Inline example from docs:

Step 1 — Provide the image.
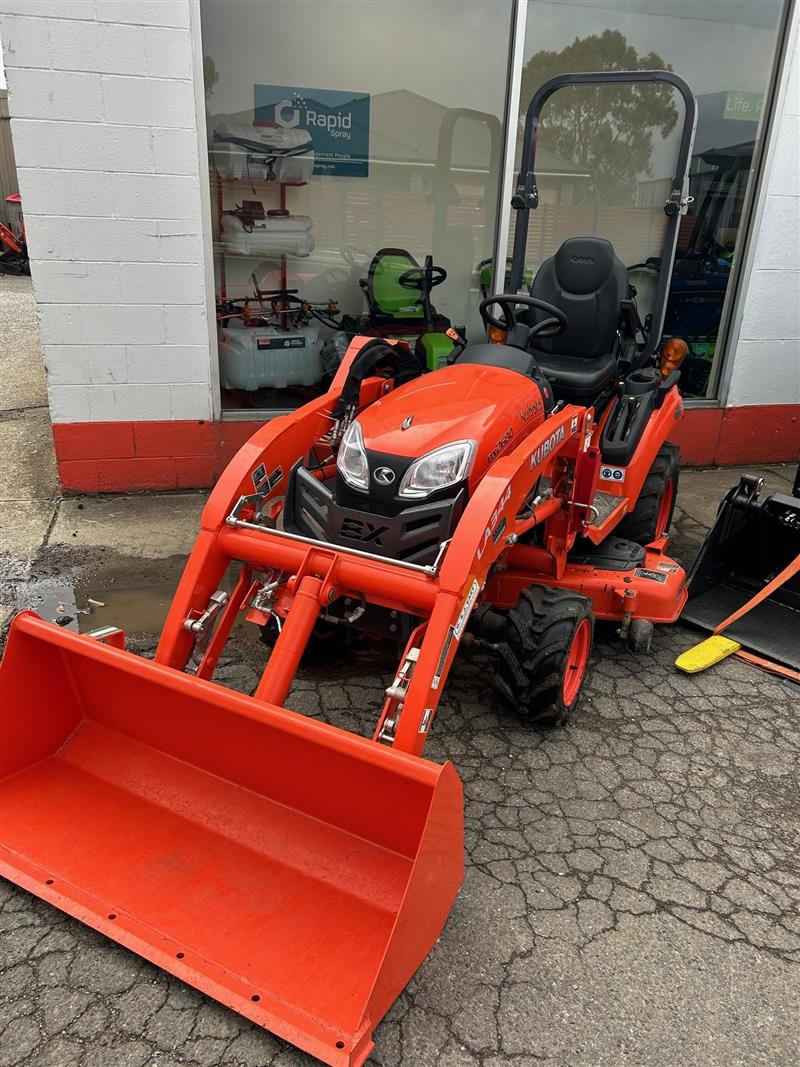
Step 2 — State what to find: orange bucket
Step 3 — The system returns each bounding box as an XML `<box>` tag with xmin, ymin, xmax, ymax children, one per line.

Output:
<box><xmin>0</xmin><ymin>613</ymin><xmax>463</xmax><ymax>1066</ymax></box>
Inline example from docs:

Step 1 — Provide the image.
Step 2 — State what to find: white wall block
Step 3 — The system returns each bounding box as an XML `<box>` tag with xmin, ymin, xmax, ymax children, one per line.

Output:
<box><xmin>151</xmin><ymin>127</ymin><xmax>198</xmax><ymax>175</ymax></box>
<box><xmin>164</xmin><ymin>305</ymin><xmax>210</xmax><ymax>347</ymax></box>
<box><xmin>0</xmin><ymin>1</ymin><xmax>96</xmax><ymax>19</ymax></box>
<box><xmin>23</xmin><ymin>215</ymin><xmax>74</xmax><ymax>259</ymax></box>
<box><xmin>39</xmin><ymin>304</ymin><xmax>167</xmax><ymax>347</ymax></box>
<box><xmin>58</xmin><ymin>122</ymin><xmax>154</xmax><ymax>173</ymax></box>
<box><xmin>0</xmin><ymin>13</ymin><xmax>52</xmax><ymax>67</ymax></box>
<box><xmin>32</xmin><ymin>261</ymin><xmax>122</xmax><ymax>304</ymax></box>
<box><xmin>6</xmin><ymin>67</ymin><xmax>104</xmax><ymax>121</ymax></box>
<box><xmin>66</xmin><ymin>218</ymin><xmax>165</xmax><ymax>263</ymax></box>
<box><xmin>47</xmin><ymin>384</ymin><xmax>92</xmax><ymax>423</ymax></box>
<box><xmin>126</xmin><ymin>344</ymin><xmax>208</xmax><ymax>384</ymax></box>
<box><xmin>767</xmin><ymin>113</ymin><xmax>800</xmax><ymax>198</ymax></box>
<box><xmin>17</xmin><ymin>167</ymin><xmax>115</xmax><ymax>216</ymax></box>
<box><xmin>119</xmin><ymin>262</ymin><xmax>205</xmax><ymax>304</ymax></box>
<box><xmin>36</xmin><ymin>303</ymin><xmax>81</xmax><ymax>347</ymax></box>
<box><xmin>145</xmin><ymin>26</ymin><xmax>192</xmax><ymax>79</ymax></box>
<box><xmin>738</xmin><ymin>269</ymin><xmax>800</xmax><ymax>341</ymax></box>
<box><xmin>727</xmin><ymin>340</ymin><xmax>800</xmax><ymax>407</ymax></box>
<box><xmin>45</xmin><ymin>346</ymin><xmax>129</xmax><ymax>386</ymax></box>
<box><xmin>96</xmin><ymin>1</ymin><xmax>190</xmax><ymax>30</ymax></box>
<box><xmin>154</xmin><ymin>221</ymin><xmax>203</xmax><ymax>263</ymax></box>
<box><xmin>88</xmin><ymin>383</ymin><xmax>173</xmax><ymax>422</ymax></box>
<box><xmin>754</xmin><ymin>196</ymin><xmax>800</xmax><ymax>271</ymax></box>
<box><xmin>48</xmin><ymin>17</ymin><xmax>147</xmax><ymax>75</ymax></box>
<box><xmin>14</xmin><ymin>121</ymin><xmax>154</xmax><ymax>173</ymax></box>
<box><xmin>83</xmin><ymin>305</ymin><xmax>169</xmax><ymax>346</ymax></box>
<box><xmin>111</xmin><ymin>172</ymin><xmax>199</xmax><ymax>219</ymax></box>
<box><xmin>102</xmin><ymin>74</ymin><xmax>195</xmax><ymax>127</ymax></box>
<box><xmin>786</xmin><ymin>47</ymin><xmax>799</xmax><ymax>117</ymax></box>
<box><xmin>7</xmin><ymin>120</ymin><xmax>63</xmax><ymax>169</ymax></box>
<box><xmin>170</xmin><ymin>383</ymin><xmax>211</xmax><ymax>419</ymax></box>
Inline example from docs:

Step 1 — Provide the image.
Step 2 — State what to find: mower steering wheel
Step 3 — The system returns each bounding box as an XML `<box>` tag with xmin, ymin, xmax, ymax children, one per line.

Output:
<box><xmin>479</xmin><ymin>293</ymin><xmax>568</xmax><ymax>342</ymax></box>
<box><xmin>399</xmin><ymin>255</ymin><xmax>447</xmax><ymax>293</ymax></box>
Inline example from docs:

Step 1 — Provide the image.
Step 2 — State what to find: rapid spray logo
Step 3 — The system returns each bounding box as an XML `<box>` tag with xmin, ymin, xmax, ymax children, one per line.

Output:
<box><xmin>255</xmin><ymin>83</ymin><xmax>370</xmax><ymax>177</ymax></box>
<box><xmin>274</xmin><ymin>94</ymin><xmax>354</xmax><ymax>138</ymax></box>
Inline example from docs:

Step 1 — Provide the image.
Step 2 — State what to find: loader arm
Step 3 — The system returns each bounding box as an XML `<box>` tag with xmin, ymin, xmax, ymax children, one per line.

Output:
<box><xmin>155</xmin><ymin>381</ymin><xmax>588</xmax><ymax>758</ymax></box>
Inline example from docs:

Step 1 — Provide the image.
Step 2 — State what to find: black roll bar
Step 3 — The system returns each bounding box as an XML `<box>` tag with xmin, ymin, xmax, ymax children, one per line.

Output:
<box><xmin>508</xmin><ymin>70</ymin><xmax>698</xmax><ymax>357</ymax></box>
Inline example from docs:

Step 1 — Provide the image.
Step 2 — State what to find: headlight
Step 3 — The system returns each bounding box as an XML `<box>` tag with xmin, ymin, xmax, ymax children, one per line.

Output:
<box><xmin>398</xmin><ymin>440</ymin><xmax>476</xmax><ymax>499</ymax></box>
<box><xmin>336</xmin><ymin>419</ymin><xmax>369</xmax><ymax>490</ymax></box>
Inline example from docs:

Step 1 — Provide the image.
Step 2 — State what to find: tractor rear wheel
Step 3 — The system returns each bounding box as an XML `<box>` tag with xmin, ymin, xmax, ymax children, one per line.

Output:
<box><xmin>615</xmin><ymin>443</ymin><xmax>680</xmax><ymax>546</ymax></box>
<box><xmin>477</xmin><ymin>586</ymin><xmax>594</xmax><ymax>729</ymax></box>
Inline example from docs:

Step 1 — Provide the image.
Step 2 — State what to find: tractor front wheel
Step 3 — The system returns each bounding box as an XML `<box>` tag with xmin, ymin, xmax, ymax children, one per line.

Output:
<box><xmin>477</xmin><ymin>586</ymin><xmax>594</xmax><ymax>729</ymax></box>
<box><xmin>616</xmin><ymin>443</ymin><xmax>680</xmax><ymax>545</ymax></box>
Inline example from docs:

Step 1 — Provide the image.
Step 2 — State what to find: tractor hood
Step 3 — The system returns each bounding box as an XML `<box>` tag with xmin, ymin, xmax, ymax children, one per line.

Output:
<box><xmin>357</xmin><ymin>363</ymin><xmax>546</xmax><ymax>474</ymax></box>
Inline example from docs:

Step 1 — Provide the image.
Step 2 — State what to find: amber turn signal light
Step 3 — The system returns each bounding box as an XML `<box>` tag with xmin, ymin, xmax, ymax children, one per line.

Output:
<box><xmin>660</xmin><ymin>338</ymin><xmax>688</xmax><ymax>378</ymax></box>
<box><xmin>488</xmin><ymin>326</ymin><xmax>507</xmax><ymax>344</ymax></box>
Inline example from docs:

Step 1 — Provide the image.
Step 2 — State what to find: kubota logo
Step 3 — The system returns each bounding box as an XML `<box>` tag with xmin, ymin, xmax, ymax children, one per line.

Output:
<box><xmin>530</xmin><ymin>426</ymin><xmax>565</xmax><ymax>470</ymax></box>
<box><xmin>373</xmin><ymin>466</ymin><xmax>395</xmax><ymax>485</ymax></box>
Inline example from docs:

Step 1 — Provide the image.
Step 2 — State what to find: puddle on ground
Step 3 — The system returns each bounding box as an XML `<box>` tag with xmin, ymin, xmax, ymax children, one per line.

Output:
<box><xmin>7</xmin><ymin>573</ymin><xmax>395</xmax><ymax>679</ymax></box>
<box><xmin>13</xmin><ymin>579</ymin><xmax>80</xmax><ymax>631</ymax></box>
<box><xmin>75</xmin><ymin>581</ymin><xmax>179</xmax><ymax>635</ymax></box>
<box><xmin>10</xmin><ymin>577</ymin><xmax>190</xmax><ymax>636</ymax></box>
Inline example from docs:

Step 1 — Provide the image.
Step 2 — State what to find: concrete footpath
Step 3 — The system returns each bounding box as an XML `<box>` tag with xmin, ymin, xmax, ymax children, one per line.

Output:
<box><xmin>1</xmin><ymin>275</ymin><xmax>799</xmax><ymax>1067</ymax></box>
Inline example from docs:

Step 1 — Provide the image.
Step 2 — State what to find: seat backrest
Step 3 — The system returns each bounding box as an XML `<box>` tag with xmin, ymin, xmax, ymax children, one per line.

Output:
<box><xmin>363</xmin><ymin>247</ymin><xmax>424</xmax><ymax>320</ymax></box>
<box><xmin>530</xmin><ymin>237</ymin><xmax>628</xmax><ymax>359</ymax></box>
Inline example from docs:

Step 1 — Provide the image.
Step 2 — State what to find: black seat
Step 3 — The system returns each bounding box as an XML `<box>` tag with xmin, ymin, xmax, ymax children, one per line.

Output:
<box><xmin>528</xmin><ymin>237</ymin><xmax>628</xmax><ymax>405</ymax></box>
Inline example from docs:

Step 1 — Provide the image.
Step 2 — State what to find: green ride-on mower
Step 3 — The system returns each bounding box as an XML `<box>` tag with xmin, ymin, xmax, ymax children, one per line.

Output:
<box><xmin>357</xmin><ymin>246</ymin><xmax>462</xmax><ymax>370</ymax></box>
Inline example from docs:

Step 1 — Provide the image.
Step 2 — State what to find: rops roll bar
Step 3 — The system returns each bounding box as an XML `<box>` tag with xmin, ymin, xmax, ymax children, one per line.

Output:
<box><xmin>508</xmin><ymin>70</ymin><xmax>698</xmax><ymax>358</ymax></box>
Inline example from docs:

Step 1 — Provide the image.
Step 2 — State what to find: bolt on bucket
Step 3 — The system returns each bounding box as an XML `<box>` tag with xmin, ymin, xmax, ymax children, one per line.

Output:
<box><xmin>0</xmin><ymin>613</ymin><xmax>464</xmax><ymax>1067</ymax></box>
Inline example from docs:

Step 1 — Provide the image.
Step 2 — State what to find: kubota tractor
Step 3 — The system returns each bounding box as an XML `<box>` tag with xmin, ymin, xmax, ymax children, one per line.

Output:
<box><xmin>0</xmin><ymin>71</ymin><xmax>697</xmax><ymax>1067</ymax></box>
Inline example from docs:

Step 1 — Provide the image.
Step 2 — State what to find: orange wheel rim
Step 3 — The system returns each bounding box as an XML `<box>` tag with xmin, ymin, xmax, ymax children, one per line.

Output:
<box><xmin>655</xmin><ymin>477</ymin><xmax>675</xmax><ymax>538</ymax></box>
<box><xmin>562</xmin><ymin>618</ymin><xmax>591</xmax><ymax>705</ymax></box>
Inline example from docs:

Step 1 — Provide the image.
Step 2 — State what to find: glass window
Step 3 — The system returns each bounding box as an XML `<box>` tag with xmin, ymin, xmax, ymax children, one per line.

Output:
<box><xmin>199</xmin><ymin>0</ymin><xmax>513</xmax><ymax>413</ymax></box>
<box><xmin>510</xmin><ymin>0</ymin><xmax>786</xmax><ymax>399</ymax></box>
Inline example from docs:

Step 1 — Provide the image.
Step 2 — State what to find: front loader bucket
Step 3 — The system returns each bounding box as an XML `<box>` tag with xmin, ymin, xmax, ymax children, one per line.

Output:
<box><xmin>0</xmin><ymin>613</ymin><xmax>463</xmax><ymax>1067</ymax></box>
<box><xmin>681</xmin><ymin>469</ymin><xmax>800</xmax><ymax>671</ymax></box>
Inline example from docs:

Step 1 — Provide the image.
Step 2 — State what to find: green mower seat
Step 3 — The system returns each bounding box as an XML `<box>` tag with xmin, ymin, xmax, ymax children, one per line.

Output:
<box><xmin>360</xmin><ymin>248</ymin><xmax>450</xmax><ymax>330</ymax></box>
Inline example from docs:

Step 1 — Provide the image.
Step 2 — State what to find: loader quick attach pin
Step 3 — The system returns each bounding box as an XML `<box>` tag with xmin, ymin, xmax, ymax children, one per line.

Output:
<box><xmin>379</xmin><ymin>647</ymin><xmax>421</xmax><ymax>743</ymax></box>
<box><xmin>184</xmin><ymin>590</ymin><xmax>228</xmax><ymax>674</ymax></box>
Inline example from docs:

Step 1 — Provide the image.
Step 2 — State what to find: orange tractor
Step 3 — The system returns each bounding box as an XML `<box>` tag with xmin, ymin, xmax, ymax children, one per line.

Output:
<box><xmin>0</xmin><ymin>72</ymin><xmax>697</xmax><ymax>1065</ymax></box>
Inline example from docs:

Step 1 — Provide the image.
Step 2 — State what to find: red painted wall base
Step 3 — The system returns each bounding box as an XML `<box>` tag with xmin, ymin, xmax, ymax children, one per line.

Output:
<box><xmin>53</xmin><ymin>404</ymin><xmax>799</xmax><ymax>494</ymax></box>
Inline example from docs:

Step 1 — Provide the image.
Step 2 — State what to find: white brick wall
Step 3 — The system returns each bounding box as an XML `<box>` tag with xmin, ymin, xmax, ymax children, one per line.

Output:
<box><xmin>0</xmin><ymin>0</ymin><xmax>212</xmax><ymax>424</ymax></box>
<box><xmin>727</xmin><ymin>27</ymin><xmax>800</xmax><ymax>409</ymax></box>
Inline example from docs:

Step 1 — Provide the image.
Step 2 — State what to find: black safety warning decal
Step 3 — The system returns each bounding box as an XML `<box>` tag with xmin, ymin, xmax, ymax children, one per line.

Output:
<box><xmin>635</xmin><ymin>567</ymin><xmax>667</xmax><ymax>583</ymax></box>
<box><xmin>252</xmin><ymin>464</ymin><xmax>283</xmax><ymax>493</ymax></box>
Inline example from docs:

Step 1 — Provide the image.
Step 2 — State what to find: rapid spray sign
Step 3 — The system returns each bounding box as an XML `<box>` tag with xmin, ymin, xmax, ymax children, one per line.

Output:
<box><xmin>254</xmin><ymin>84</ymin><xmax>370</xmax><ymax>177</ymax></box>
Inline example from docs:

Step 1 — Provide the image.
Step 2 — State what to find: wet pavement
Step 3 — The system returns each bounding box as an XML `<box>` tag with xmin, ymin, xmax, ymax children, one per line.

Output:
<box><xmin>1</xmin><ymin>275</ymin><xmax>799</xmax><ymax>1066</ymax></box>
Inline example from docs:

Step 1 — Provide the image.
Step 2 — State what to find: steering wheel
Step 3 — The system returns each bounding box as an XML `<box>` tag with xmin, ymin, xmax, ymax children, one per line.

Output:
<box><xmin>399</xmin><ymin>255</ymin><xmax>447</xmax><ymax>294</ymax></box>
<box><xmin>479</xmin><ymin>293</ymin><xmax>568</xmax><ymax>342</ymax></box>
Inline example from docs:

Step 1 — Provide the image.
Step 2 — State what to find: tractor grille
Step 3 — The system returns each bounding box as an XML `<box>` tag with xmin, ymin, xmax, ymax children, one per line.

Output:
<box><xmin>336</xmin><ymin>484</ymin><xmax>404</xmax><ymax>518</ymax></box>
